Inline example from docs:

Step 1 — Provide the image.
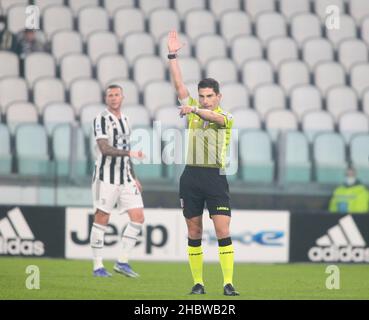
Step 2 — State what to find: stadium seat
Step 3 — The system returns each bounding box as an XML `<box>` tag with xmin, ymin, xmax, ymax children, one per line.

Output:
<box><xmin>80</xmin><ymin>104</ymin><xmax>105</xmax><ymax>136</ymax></box>
<box><xmin>103</xmin><ymin>0</ymin><xmax>135</xmax><ymax>18</ymax></box>
<box><xmin>302</xmin><ymin>110</ymin><xmax>335</xmax><ymax>142</ymax></box>
<box><xmin>254</xmin><ymin>84</ymin><xmax>286</xmax><ymax>120</ymax></box>
<box><xmin>185</xmin><ymin>81</ymin><xmax>200</xmax><ymax>99</ymax></box>
<box><xmin>138</xmin><ymin>0</ymin><xmax>170</xmax><ymax>16</ymax></box>
<box><xmin>149</xmin><ymin>9</ymin><xmax>180</xmax><ymax>41</ymax></box>
<box><xmin>361</xmin><ymin>16</ymin><xmax>369</xmax><ymax>46</ymax></box>
<box><xmin>169</xmin><ymin>57</ymin><xmax>201</xmax><ymax>83</ymax></box>
<box><xmin>114</xmin><ymin>8</ymin><xmax>145</xmax><ymax>39</ymax></box>
<box><xmin>278</xmin><ymin>60</ymin><xmax>310</xmax><ymax>93</ymax></box>
<box><xmin>350</xmin><ymin>133</ymin><xmax>369</xmax><ymax>183</ymax></box>
<box><xmin>0</xmin><ymin>51</ymin><xmax>19</xmax><ymax>78</ymax></box>
<box><xmin>87</xmin><ymin>32</ymin><xmax>119</xmax><ymax>66</ymax></box>
<box><xmin>243</xmin><ymin>0</ymin><xmax>276</xmax><ymax>21</ymax></box>
<box><xmin>313</xmin><ymin>132</ymin><xmax>347</xmax><ymax>184</ymax></box>
<box><xmin>326</xmin><ymin>15</ymin><xmax>357</xmax><ymax>49</ymax></box>
<box><xmin>231</xmin><ymin>108</ymin><xmax>261</xmax><ymax>131</ymax></box>
<box><xmin>52</xmin><ymin>124</ymin><xmax>87</xmax><ymax>177</ymax></box>
<box><xmin>267</xmin><ymin>37</ymin><xmax>298</xmax><ymax>69</ymax></box>
<box><xmin>6</xmin><ymin>102</ymin><xmax>38</xmax><ymax>134</ymax></box>
<box><xmin>78</xmin><ymin>6</ymin><xmax>109</xmax><ymax>41</ymax></box>
<box><xmin>25</xmin><ymin>53</ymin><xmax>56</xmax><ymax>88</ymax></box>
<box><xmin>173</xmin><ymin>0</ymin><xmax>206</xmax><ymax>19</ymax></box>
<box><xmin>123</xmin><ymin>104</ymin><xmax>151</xmax><ymax>128</ymax></box>
<box><xmin>43</xmin><ymin>103</ymin><xmax>75</xmax><ymax>135</ymax></box>
<box><xmin>280</xmin><ymin>0</ymin><xmax>310</xmax><ymax>22</ymax></box>
<box><xmin>338</xmin><ymin>111</ymin><xmax>369</xmax><ymax>144</ymax></box>
<box><xmin>326</xmin><ymin>86</ymin><xmax>358</xmax><ymax>122</ymax></box>
<box><xmin>184</xmin><ymin>9</ymin><xmax>216</xmax><ymax>42</ymax></box>
<box><xmin>221</xmin><ymin>83</ymin><xmax>250</xmax><ymax>110</ymax></box>
<box><xmin>242</xmin><ymin>59</ymin><xmax>274</xmax><ymax>93</ymax></box>
<box><xmin>338</xmin><ymin>39</ymin><xmax>368</xmax><ymax>72</ymax></box>
<box><xmin>283</xmin><ymin>130</ymin><xmax>311</xmax><ymax>183</ymax></box>
<box><xmin>51</xmin><ymin>31</ymin><xmax>83</xmax><ymax>63</ymax></box>
<box><xmin>256</xmin><ymin>12</ymin><xmax>287</xmax><ymax>45</ymax></box>
<box><xmin>43</xmin><ymin>6</ymin><xmax>74</xmax><ymax>40</ymax></box>
<box><xmin>15</xmin><ymin>124</ymin><xmax>51</xmax><ymax>176</ymax></box>
<box><xmin>96</xmin><ymin>55</ymin><xmax>129</xmax><ymax>89</ymax></box>
<box><xmin>158</xmin><ymin>33</ymin><xmax>192</xmax><ymax>62</ymax></box>
<box><xmin>33</xmin><ymin>77</ymin><xmax>65</xmax><ymax>114</ymax></box>
<box><xmin>155</xmin><ymin>106</ymin><xmax>186</xmax><ymax>128</ymax></box>
<box><xmin>143</xmin><ymin>81</ymin><xmax>176</xmax><ymax>115</ymax></box>
<box><xmin>69</xmin><ymin>0</ymin><xmax>99</xmax><ymax>16</ymax></box>
<box><xmin>350</xmin><ymin>63</ymin><xmax>369</xmax><ymax>96</ymax></box>
<box><xmin>231</xmin><ymin>36</ymin><xmax>263</xmax><ymax>68</ymax></box>
<box><xmin>291</xmin><ymin>13</ymin><xmax>322</xmax><ymax>47</ymax></box>
<box><xmin>133</xmin><ymin>56</ymin><xmax>166</xmax><ymax>90</ymax></box>
<box><xmin>60</xmin><ymin>54</ymin><xmax>92</xmax><ymax>89</ymax></box>
<box><xmin>314</xmin><ymin>62</ymin><xmax>346</xmax><ymax>95</ymax></box>
<box><xmin>0</xmin><ymin>77</ymin><xmax>28</xmax><ymax>114</ymax></box>
<box><xmin>265</xmin><ymin>109</ymin><xmax>298</xmax><ymax>142</ymax></box>
<box><xmin>0</xmin><ymin>124</ymin><xmax>12</xmax><ymax>174</ymax></box>
<box><xmin>302</xmin><ymin>37</ymin><xmax>334</xmax><ymax>70</ymax></box>
<box><xmin>69</xmin><ymin>79</ymin><xmax>102</xmax><ymax>115</ymax></box>
<box><xmin>123</xmin><ymin>32</ymin><xmax>155</xmax><ymax>64</ymax></box>
<box><xmin>313</xmin><ymin>0</ymin><xmax>344</xmax><ymax>21</ymax></box>
<box><xmin>209</xmin><ymin>0</ymin><xmax>240</xmax><ymax>18</ymax></box>
<box><xmin>195</xmin><ymin>35</ymin><xmax>227</xmax><ymax>66</ymax></box>
<box><xmin>34</xmin><ymin>0</ymin><xmax>64</xmax><ymax>13</ymax></box>
<box><xmin>220</xmin><ymin>11</ymin><xmax>252</xmax><ymax>44</ymax></box>
<box><xmin>0</xmin><ymin>0</ymin><xmax>28</xmax><ymax>14</ymax></box>
<box><xmin>7</xmin><ymin>5</ymin><xmax>27</xmax><ymax>34</ymax></box>
<box><xmin>349</xmin><ymin>0</ymin><xmax>369</xmax><ymax>25</ymax></box>
<box><xmin>362</xmin><ymin>88</ymin><xmax>369</xmax><ymax>116</ymax></box>
<box><xmin>105</xmin><ymin>79</ymin><xmax>139</xmax><ymax>105</ymax></box>
<box><xmin>205</xmin><ymin>58</ymin><xmax>238</xmax><ymax>84</ymax></box>
<box><xmin>240</xmin><ymin>130</ymin><xmax>274</xmax><ymax>183</ymax></box>
<box><xmin>290</xmin><ymin>85</ymin><xmax>322</xmax><ymax>121</ymax></box>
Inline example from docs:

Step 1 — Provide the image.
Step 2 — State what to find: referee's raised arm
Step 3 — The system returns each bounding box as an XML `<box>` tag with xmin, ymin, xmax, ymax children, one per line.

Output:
<box><xmin>167</xmin><ymin>30</ymin><xmax>189</xmax><ymax>100</ymax></box>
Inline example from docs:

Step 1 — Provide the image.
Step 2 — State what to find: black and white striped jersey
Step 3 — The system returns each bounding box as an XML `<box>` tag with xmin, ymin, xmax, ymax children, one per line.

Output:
<box><xmin>93</xmin><ymin>109</ymin><xmax>134</xmax><ymax>185</ymax></box>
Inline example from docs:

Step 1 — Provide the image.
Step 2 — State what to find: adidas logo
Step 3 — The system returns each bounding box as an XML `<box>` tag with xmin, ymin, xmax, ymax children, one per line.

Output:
<box><xmin>0</xmin><ymin>207</ymin><xmax>44</xmax><ymax>256</ymax></box>
<box><xmin>308</xmin><ymin>215</ymin><xmax>369</xmax><ymax>262</ymax></box>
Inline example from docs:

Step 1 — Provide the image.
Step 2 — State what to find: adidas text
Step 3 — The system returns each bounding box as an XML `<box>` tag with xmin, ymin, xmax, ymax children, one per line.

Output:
<box><xmin>308</xmin><ymin>246</ymin><xmax>369</xmax><ymax>262</ymax></box>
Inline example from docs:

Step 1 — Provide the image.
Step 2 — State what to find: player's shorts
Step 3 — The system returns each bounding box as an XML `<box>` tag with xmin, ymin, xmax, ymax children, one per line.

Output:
<box><xmin>92</xmin><ymin>178</ymin><xmax>144</xmax><ymax>214</ymax></box>
<box><xmin>179</xmin><ymin>165</ymin><xmax>231</xmax><ymax>219</ymax></box>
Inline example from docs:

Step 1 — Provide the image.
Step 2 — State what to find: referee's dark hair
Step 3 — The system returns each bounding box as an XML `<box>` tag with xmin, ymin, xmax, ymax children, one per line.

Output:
<box><xmin>105</xmin><ymin>84</ymin><xmax>123</xmax><ymax>96</ymax></box>
<box><xmin>198</xmin><ymin>78</ymin><xmax>220</xmax><ymax>94</ymax></box>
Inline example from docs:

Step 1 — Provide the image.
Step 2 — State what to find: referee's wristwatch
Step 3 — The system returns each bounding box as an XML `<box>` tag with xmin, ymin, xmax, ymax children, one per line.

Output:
<box><xmin>168</xmin><ymin>53</ymin><xmax>177</xmax><ymax>59</ymax></box>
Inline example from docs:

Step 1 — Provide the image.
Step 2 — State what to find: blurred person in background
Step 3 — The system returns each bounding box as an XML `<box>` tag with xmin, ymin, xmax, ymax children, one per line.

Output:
<box><xmin>329</xmin><ymin>167</ymin><xmax>369</xmax><ymax>214</ymax></box>
<box><xmin>0</xmin><ymin>16</ymin><xmax>17</xmax><ymax>52</ymax></box>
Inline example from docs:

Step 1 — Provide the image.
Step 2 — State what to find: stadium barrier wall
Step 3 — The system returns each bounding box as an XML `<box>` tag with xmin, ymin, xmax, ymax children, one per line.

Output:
<box><xmin>1</xmin><ymin>206</ymin><xmax>368</xmax><ymax>263</ymax></box>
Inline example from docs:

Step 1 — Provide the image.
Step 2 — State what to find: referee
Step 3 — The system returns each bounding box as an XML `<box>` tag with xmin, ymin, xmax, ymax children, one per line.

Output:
<box><xmin>167</xmin><ymin>30</ymin><xmax>239</xmax><ymax>296</ymax></box>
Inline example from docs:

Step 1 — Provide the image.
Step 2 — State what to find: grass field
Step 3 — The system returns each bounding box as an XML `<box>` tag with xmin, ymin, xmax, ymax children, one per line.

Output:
<box><xmin>0</xmin><ymin>257</ymin><xmax>368</xmax><ymax>300</ymax></box>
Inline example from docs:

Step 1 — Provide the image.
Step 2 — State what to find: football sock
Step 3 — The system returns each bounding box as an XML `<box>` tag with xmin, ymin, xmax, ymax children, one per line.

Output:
<box><xmin>187</xmin><ymin>238</ymin><xmax>204</xmax><ymax>285</ymax></box>
<box><xmin>118</xmin><ymin>221</ymin><xmax>143</xmax><ymax>263</ymax></box>
<box><xmin>218</xmin><ymin>237</ymin><xmax>234</xmax><ymax>286</ymax></box>
<box><xmin>90</xmin><ymin>223</ymin><xmax>106</xmax><ymax>271</ymax></box>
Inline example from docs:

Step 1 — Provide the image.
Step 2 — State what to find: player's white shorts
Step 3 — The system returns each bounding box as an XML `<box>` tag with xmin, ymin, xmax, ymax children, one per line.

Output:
<box><xmin>92</xmin><ymin>179</ymin><xmax>144</xmax><ymax>214</ymax></box>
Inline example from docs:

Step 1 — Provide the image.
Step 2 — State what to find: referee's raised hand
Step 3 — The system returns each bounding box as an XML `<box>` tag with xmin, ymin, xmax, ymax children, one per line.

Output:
<box><xmin>167</xmin><ymin>29</ymin><xmax>185</xmax><ymax>53</ymax></box>
<box><xmin>129</xmin><ymin>151</ymin><xmax>145</xmax><ymax>159</ymax></box>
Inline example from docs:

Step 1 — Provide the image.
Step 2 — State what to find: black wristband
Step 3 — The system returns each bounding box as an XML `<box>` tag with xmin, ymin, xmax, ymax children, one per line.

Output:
<box><xmin>168</xmin><ymin>53</ymin><xmax>177</xmax><ymax>59</ymax></box>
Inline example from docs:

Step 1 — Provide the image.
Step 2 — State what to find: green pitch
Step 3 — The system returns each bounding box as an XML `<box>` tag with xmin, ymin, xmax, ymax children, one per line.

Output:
<box><xmin>0</xmin><ymin>257</ymin><xmax>368</xmax><ymax>300</ymax></box>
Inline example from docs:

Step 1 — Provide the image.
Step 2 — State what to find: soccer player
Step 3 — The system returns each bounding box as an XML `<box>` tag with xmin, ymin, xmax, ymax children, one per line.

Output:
<box><xmin>90</xmin><ymin>84</ymin><xmax>145</xmax><ymax>278</ymax></box>
<box><xmin>167</xmin><ymin>30</ymin><xmax>239</xmax><ymax>296</ymax></box>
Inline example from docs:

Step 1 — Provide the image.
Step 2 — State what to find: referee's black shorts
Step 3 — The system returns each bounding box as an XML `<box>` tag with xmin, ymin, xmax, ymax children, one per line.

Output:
<box><xmin>179</xmin><ymin>165</ymin><xmax>231</xmax><ymax>219</ymax></box>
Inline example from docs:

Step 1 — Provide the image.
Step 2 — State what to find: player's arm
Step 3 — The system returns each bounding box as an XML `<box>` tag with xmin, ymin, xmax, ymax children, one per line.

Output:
<box><xmin>167</xmin><ymin>30</ymin><xmax>189</xmax><ymax>100</ymax></box>
<box><xmin>97</xmin><ymin>139</ymin><xmax>144</xmax><ymax>159</ymax></box>
<box><xmin>179</xmin><ymin>106</ymin><xmax>226</xmax><ymax>127</ymax></box>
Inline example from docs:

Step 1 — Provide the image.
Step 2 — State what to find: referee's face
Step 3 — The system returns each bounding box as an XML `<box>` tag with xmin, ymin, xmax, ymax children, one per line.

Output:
<box><xmin>198</xmin><ymin>88</ymin><xmax>221</xmax><ymax>110</ymax></box>
<box><xmin>105</xmin><ymin>88</ymin><xmax>123</xmax><ymax>111</ymax></box>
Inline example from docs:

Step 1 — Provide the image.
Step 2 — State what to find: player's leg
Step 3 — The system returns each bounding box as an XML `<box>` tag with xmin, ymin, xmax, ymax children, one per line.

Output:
<box><xmin>180</xmin><ymin>168</ymin><xmax>206</xmax><ymax>294</ymax></box>
<box><xmin>90</xmin><ymin>179</ymin><xmax>119</xmax><ymax>277</ymax></box>
<box><xmin>114</xmin><ymin>181</ymin><xmax>144</xmax><ymax>277</ymax></box>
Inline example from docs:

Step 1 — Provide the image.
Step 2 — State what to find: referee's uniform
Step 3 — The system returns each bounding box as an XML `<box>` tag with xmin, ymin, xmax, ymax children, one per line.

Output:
<box><xmin>92</xmin><ymin>109</ymin><xmax>143</xmax><ymax>214</ymax></box>
<box><xmin>179</xmin><ymin>96</ymin><xmax>234</xmax><ymax>219</ymax></box>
